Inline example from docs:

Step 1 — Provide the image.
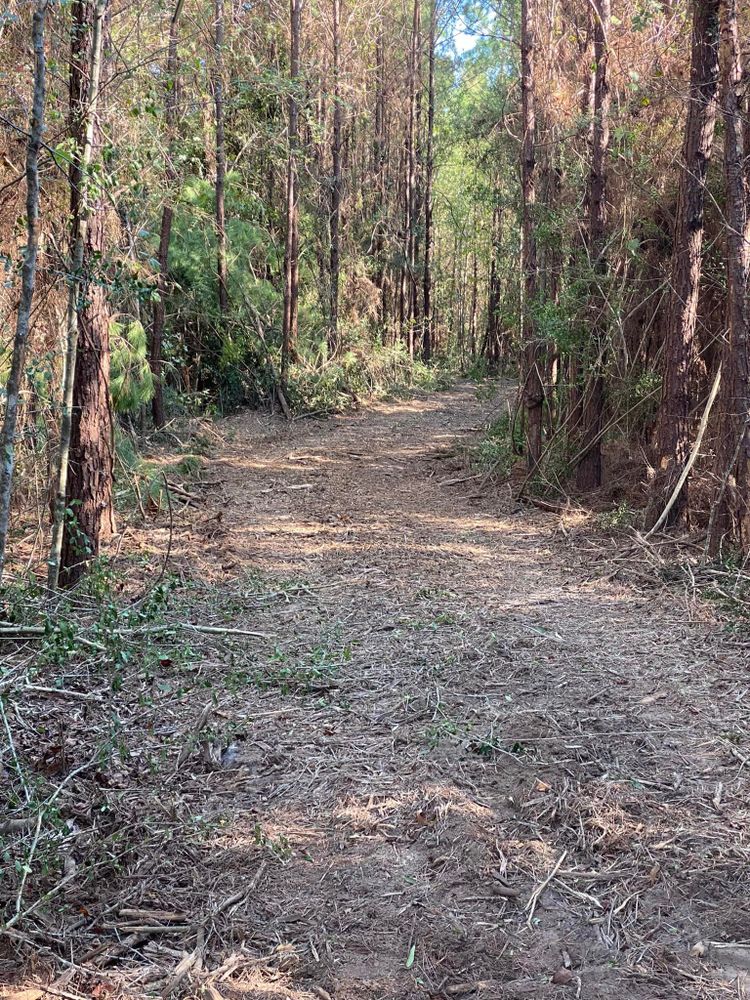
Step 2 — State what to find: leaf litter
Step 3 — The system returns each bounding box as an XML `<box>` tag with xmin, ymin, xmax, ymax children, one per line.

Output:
<box><xmin>1</xmin><ymin>383</ymin><xmax>749</xmax><ymax>999</ymax></box>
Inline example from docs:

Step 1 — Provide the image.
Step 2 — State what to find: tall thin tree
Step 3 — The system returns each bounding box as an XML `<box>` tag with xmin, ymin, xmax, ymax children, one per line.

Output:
<box><xmin>0</xmin><ymin>0</ymin><xmax>48</xmax><ymax>582</ymax></box>
<box><xmin>520</xmin><ymin>0</ymin><xmax>543</xmax><ymax>469</ymax></box>
<box><xmin>328</xmin><ymin>0</ymin><xmax>342</xmax><ymax>356</ymax></box>
<box><xmin>281</xmin><ymin>0</ymin><xmax>303</xmax><ymax>381</ymax></box>
<box><xmin>422</xmin><ymin>0</ymin><xmax>436</xmax><ymax>362</ymax></box>
<box><xmin>648</xmin><ymin>0</ymin><xmax>720</xmax><ymax>527</ymax></box>
<box><xmin>575</xmin><ymin>0</ymin><xmax>610</xmax><ymax>490</ymax></box>
<box><xmin>49</xmin><ymin>0</ymin><xmax>109</xmax><ymax>589</ymax></box>
<box><xmin>709</xmin><ymin>0</ymin><xmax>750</xmax><ymax>552</ymax></box>
<box><xmin>213</xmin><ymin>0</ymin><xmax>228</xmax><ymax>318</ymax></box>
<box><xmin>150</xmin><ymin>0</ymin><xmax>185</xmax><ymax>428</ymax></box>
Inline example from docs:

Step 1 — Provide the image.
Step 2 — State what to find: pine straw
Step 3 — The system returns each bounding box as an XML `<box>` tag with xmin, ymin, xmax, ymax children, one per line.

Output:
<box><xmin>2</xmin><ymin>383</ymin><xmax>750</xmax><ymax>1000</ymax></box>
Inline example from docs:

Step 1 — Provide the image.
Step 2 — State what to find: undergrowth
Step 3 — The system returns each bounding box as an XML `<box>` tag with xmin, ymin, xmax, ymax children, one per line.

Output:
<box><xmin>0</xmin><ymin>560</ymin><xmax>354</xmax><ymax>931</ymax></box>
<box><xmin>468</xmin><ymin>410</ymin><xmax>522</xmax><ymax>477</ymax></box>
<box><xmin>284</xmin><ymin>343</ymin><xmax>458</xmax><ymax>415</ymax></box>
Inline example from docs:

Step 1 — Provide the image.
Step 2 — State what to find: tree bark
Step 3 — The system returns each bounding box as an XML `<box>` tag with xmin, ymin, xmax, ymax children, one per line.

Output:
<box><xmin>470</xmin><ymin>250</ymin><xmax>478</xmax><ymax>358</ymax></box>
<box><xmin>575</xmin><ymin>0</ymin><xmax>610</xmax><ymax>491</ymax></box>
<box><xmin>328</xmin><ymin>0</ymin><xmax>342</xmax><ymax>356</ymax></box>
<box><xmin>50</xmin><ymin>0</ymin><xmax>113</xmax><ymax>589</ymax></box>
<box><xmin>421</xmin><ymin>0</ymin><xmax>435</xmax><ymax>362</ymax></box>
<box><xmin>0</xmin><ymin>0</ymin><xmax>47</xmax><ymax>582</ymax></box>
<box><xmin>648</xmin><ymin>0</ymin><xmax>720</xmax><ymax>527</ymax></box>
<box><xmin>374</xmin><ymin>28</ymin><xmax>388</xmax><ymax>335</ymax></box>
<box><xmin>402</xmin><ymin>0</ymin><xmax>420</xmax><ymax>356</ymax></box>
<box><xmin>281</xmin><ymin>0</ymin><xmax>303</xmax><ymax>381</ymax></box>
<box><xmin>213</xmin><ymin>0</ymin><xmax>228</xmax><ymax>318</ymax></box>
<box><xmin>150</xmin><ymin>0</ymin><xmax>185</xmax><ymax>428</ymax></box>
<box><xmin>521</xmin><ymin>0</ymin><xmax>543</xmax><ymax>469</ymax></box>
<box><xmin>709</xmin><ymin>0</ymin><xmax>750</xmax><ymax>552</ymax></box>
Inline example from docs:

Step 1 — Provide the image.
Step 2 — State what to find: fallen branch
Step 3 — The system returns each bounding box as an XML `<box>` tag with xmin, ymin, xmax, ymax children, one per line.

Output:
<box><xmin>525</xmin><ymin>850</ymin><xmax>568</xmax><ymax>927</ymax></box>
<box><xmin>646</xmin><ymin>362</ymin><xmax>722</xmax><ymax>538</ymax></box>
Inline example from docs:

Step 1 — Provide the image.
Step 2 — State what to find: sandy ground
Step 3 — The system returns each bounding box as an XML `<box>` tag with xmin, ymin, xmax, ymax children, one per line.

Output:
<box><xmin>3</xmin><ymin>382</ymin><xmax>750</xmax><ymax>999</ymax></box>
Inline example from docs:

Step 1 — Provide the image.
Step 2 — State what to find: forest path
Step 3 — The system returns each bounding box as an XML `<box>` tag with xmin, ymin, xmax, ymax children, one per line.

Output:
<box><xmin>166</xmin><ymin>381</ymin><xmax>747</xmax><ymax>1000</ymax></box>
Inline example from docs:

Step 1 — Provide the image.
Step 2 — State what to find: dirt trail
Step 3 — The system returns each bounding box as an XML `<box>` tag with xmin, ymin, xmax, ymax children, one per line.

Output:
<box><xmin>6</xmin><ymin>383</ymin><xmax>748</xmax><ymax>1000</ymax></box>
<box><xmin>166</xmin><ymin>382</ymin><xmax>746</xmax><ymax>1000</ymax></box>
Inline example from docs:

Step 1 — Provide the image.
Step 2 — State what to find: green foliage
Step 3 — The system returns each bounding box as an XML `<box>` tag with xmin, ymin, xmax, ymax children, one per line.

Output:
<box><xmin>284</xmin><ymin>343</ymin><xmax>457</xmax><ymax>415</ymax></box>
<box><xmin>111</xmin><ymin>319</ymin><xmax>154</xmax><ymax>414</ymax></box>
<box><xmin>599</xmin><ymin>500</ymin><xmax>639</xmax><ymax>530</ymax></box>
<box><xmin>469</xmin><ymin>411</ymin><xmax>521</xmax><ymax>476</ymax></box>
<box><xmin>608</xmin><ymin>367</ymin><xmax>661</xmax><ymax>438</ymax></box>
<box><xmin>254</xmin><ymin>640</ymin><xmax>351</xmax><ymax>694</ymax></box>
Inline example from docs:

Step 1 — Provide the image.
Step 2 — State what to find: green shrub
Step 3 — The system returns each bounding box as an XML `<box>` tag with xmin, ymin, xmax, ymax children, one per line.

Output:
<box><xmin>111</xmin><ymin>319</ymin><xmax>154</xmax><ymax>414</ymax></box>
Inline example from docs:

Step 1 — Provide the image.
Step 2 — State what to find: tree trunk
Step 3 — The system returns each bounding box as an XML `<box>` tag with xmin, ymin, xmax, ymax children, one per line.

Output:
<box><xmin>213</xmin><ymin>0</ymin><xmax>228</xmax><ymax>318</ymax></box>
<box><xmin>521</xmin><ymin>0</ymin><xmax>543</xmax><ymax>469</ymax></box>
<box><xmin>50</xmin><ymin>0</ymin><xmax>113</xmax><ymax>588</ymax></box>
<box><xmin>374</xmin><ymin>28</ymin><xmax>388</xmax><ymax>334</ymax></box>
<box><xmin>328</xmin><ymin>0</ymin><xmax>342</xmax><ymax>356</ymax></box>
<box><xmin>470</xmin><ymin>250</ymin><xmax>478</xmax><ymax>358</ymax></box>
<box><xmin>0</xmin><ymin>0</ymin><xmax>47</xmax><ymax>582</ymax></box>
<box><xmin>648</xmin><ymin>0</ymin><xmax>720</xmax><ymax>527</ymax></box>
<box><xmin>486</xmin><ymin>200</ymin><xmax>502</xmax><ymax>367</ymax></box>
<box><xmin>403</xmin><ymin>0</ymin><xmax>420</xmax><ymax>357</ymax></box>
<box><xmin>150</xmin><ymin>0</ymin><xmax>185</xmax><ymax>428</ymax></box>
<box><xmin>421</xmin><ymin>0</ymin><xmax>435</xmax><ymax>362</ymax></box>
<box><xmin>575</xmin><ymin>0</ymin><xmax>610</xmax><ymax>491</ymax></box>
<box><xmin>566</xmin><ymin>10</ymin><xmax>596</xmax><ymax>439</ymax></box>
<box><xmin>709</xmin><ymin>0</ymin><xmax>750</xmax><ymax>552</ymax></box>
<box><xmin>281</xmin><ymin>0</ymin><xmax>303</xmax><ymax>380</ymax></box>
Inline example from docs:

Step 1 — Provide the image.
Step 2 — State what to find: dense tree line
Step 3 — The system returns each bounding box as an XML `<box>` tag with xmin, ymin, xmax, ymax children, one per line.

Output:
<box><xmin>0</xmin><ymin>0</ymin><xmax>749</xmax><ymax>583</ymax></box>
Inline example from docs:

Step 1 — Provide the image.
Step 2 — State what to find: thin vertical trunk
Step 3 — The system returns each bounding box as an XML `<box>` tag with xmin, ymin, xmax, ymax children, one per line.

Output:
<box><xmin>328</xmin><ymin>0</ymin><xmax>342</xmax><ymax>356</ymax></box>
<box><xmin>150</xmin><ymin>0</ymin><xmax>185</xmax><ymax>428</ymax></box>
<box><xmin>485</xmin><ymin>199</ymin><xmax>503</xmax><ymax>367</ymax></box>
<box><xmin>0</xmin><ymin>0</ymin><xmax>47</xmax><ymax>582</ymax></box>
<box><xmin>709</xmin><ymin>0</ymin><xmax>750</xmax><ymax>552</ymax></box>
<box><xmin>648</xmin><ymin>0</ymin><xmax>720</xmax><ymax>526</ymax></box>
<box><xmin>411</xmin><ymin>44</ymin><xmax>423</xmax><ymax>335</ymax></box>
<box><xmin>567</xmin><ymin>11</ymin><xmax>596</xmax><ymax>437</ymax></box>
<box><xmin>213</xmin><ymin>0</ymin><xmax>228</xmax><ymax>318</ymax></box>
<box><xmin>374</xmin><ymin>29</ymin><xmax>388</xmax><ymax>334</ymax></box>
<box><xmin>49</xmin><ymin>0</ymin><xmax>110</xmax><ymax>589</ymax></box>
<box><xmin>470</xmin><ymin>251</ymin><xmax>478</xmax><ymax>358</ymax></box>
<box><xmin>421</xmin><ymin>0</ymin><xmax>436</xmax><ymax>362</ymax></box>
<box><xmin>403</xmin><ymin>0</ymin><xmax>420</xmax><ymax>356</ymax></box>
<box><xmin>521</xmin><ymin>0</ymin><xmax>542</xmax><ymax>469</ymax></box>
<box><xmin>575</xmin><ymin>0</ymin><xmax>610</xmax><ymax>491</ymax></box>
<box><xmin>281</xmin><ymin>0</ymin><xmax>303</xmax><ymax>380</ymax></box>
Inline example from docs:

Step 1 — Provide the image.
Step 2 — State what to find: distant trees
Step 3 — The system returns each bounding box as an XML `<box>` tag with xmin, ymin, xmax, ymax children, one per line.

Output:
<box><xmin>2</xmin><ymin>0</ymin><xmax>750</xmax><ymax>582</ymax></box>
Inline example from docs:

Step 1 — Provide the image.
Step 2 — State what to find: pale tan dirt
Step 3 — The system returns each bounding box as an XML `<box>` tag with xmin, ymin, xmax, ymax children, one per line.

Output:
<box><xmin>3</xmin><ymin>382</ymin><xmax>750</xmax><ymax>1000</ymax></box>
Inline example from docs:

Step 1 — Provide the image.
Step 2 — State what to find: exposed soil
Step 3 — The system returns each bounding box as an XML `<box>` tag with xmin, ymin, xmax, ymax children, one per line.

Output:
<box><xmin>3</xmin><ymin>382</ymin><xmax>750</xmax><ymax>1000</ymax></box>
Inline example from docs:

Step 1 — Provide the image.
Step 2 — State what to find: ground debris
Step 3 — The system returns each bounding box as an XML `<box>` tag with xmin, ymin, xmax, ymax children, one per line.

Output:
<box><xmin>2</xmin><ymin>385</ymin><xmax>745</xmax><ymax>999</ymax></box>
